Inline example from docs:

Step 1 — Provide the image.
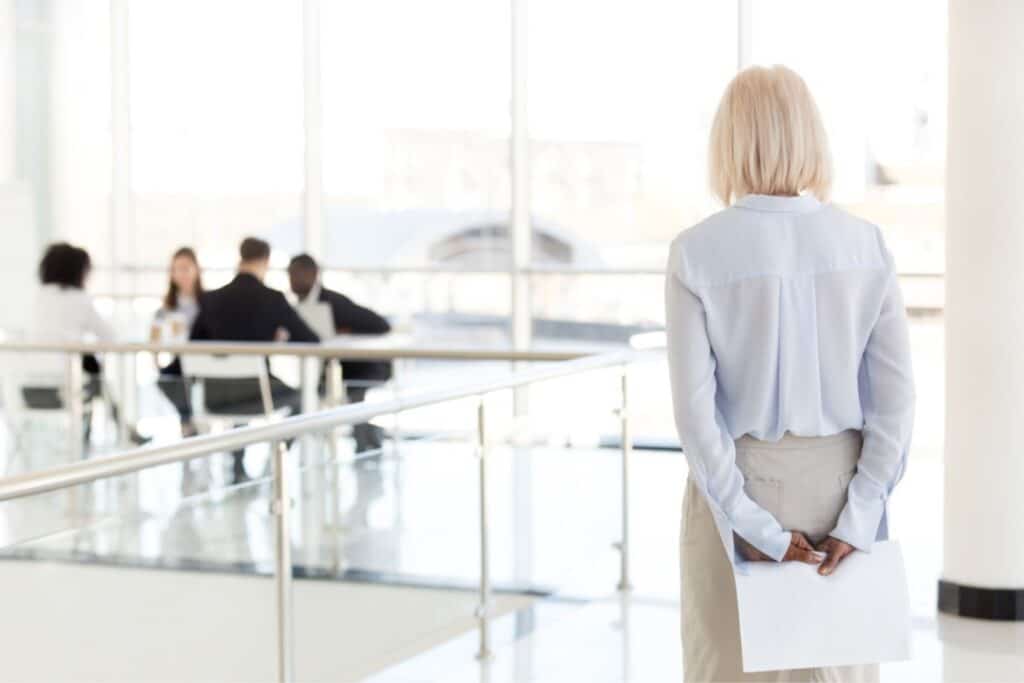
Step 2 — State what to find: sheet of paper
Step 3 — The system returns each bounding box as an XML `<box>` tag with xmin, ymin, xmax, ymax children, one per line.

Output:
<box><xmin>734</xmin><ymin>540</ymin><xmax>911</xmax><ymax>673</ymax></box>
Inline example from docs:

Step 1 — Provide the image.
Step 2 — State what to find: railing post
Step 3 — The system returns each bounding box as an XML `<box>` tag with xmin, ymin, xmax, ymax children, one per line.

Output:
<box><xmin>65</xmin><ymin>353</ymin><xmax>83</xmax><ymax>460</ymax></box>
<box><xmin>299</xmin><ymin>355</ymin><xmax>319</xmax><ymax>461</ymax></box>
<box><xmin>116</xmin><ymin>350</ymin><xmax>138</xmax><ymax>447</ymax></box>
<box><xmin>475</xmin><ymin>397</ymin><xmax>492</xmax><ymax>660</ymax></box>
<box><xmin>392</xmin><ymin>358</ymin><xmax>404</xmax><ymax>454</ymax></box>
<box><xmin>326</xmin><ymin>358</ymin><xmax>342</xmax><ymax>407</ymax></box>
<box><xmin>617</xmin><ymin>366</ymin><xmax>633</xmax><ymax>592</ymax></box>
<box><xmin>271</xmin><ymin>441</ymin><xmax>294</xmax><ymax>683</ymax></box>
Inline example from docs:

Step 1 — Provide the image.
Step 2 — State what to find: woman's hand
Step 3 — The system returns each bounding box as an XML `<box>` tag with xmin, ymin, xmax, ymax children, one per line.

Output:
<box><xmin>736</xmin><ymin>531</ymin><xmax>822</xmax><ymax>565</ymax></box>
<box><xmin>815</xmin><ymin>537</ymin><xmax>855</xmax><ymax>575</ymax></box>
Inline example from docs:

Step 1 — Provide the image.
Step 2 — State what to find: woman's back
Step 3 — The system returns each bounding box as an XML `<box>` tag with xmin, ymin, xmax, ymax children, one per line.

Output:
<box><xmin>22</xmin><ymin>284</ymin><xmax>113</xmax><ymax>380</ymax></box>
<box><xmin>671</xmin><ymin>65</ymin><xmax>915</xmax><ymax>681</ymax></box>
<box><xmin>29</xmin><ymin>284</ymin><xmax>114</xmax><ymax>344</ymax></box>
<box><xmin>668</xmin><ymin>193</ymin><xmax>897</xmax><ymax>442</ymax></box>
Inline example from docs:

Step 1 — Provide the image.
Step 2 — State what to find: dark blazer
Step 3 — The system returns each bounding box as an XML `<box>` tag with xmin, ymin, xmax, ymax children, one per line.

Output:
<box><xmin>191</xmin><ymin>273</ymin><xmax>319</xmax><ymax>343</ymax></box>
<box><xmin>314</xmin><ymin>286</ymin><xmax>392</xmax><ymax>382</ymax></box>
<box><xmin>317</xmin><ymin>287</ymin><xmax>391</xmax><ymax>335</ymax></box>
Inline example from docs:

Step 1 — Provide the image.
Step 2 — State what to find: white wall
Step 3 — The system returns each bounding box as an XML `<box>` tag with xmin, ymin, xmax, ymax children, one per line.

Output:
<box><xmin>0</xmin><ymin>2</ymin><xmax>41</xmax><ymax>335</ymax></box>
<box><xmin>0</xmin><ymin>0</ymin><xmax>13</xmax><ymax>183</ymax></box>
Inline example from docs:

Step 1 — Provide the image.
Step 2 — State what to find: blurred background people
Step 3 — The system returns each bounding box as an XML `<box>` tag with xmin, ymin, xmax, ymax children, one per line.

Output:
<box><xmin>24</xmin><ymin>243</ymin><xmax>150</xmax><ymax>446</ymax></box>
<box><xmin>153</xmin><ymin>246</ymin><xmax>204</xmax><ymax>438</ymax></box>
<box><xmin>190</xmin><ymin>237</ymin><xmax>318</xmax><ymax>483</ymax></box>
<box><xmin>288</xmin><ymin>253</ymin><xmax>392</xmax><ymax>454</ymax></box>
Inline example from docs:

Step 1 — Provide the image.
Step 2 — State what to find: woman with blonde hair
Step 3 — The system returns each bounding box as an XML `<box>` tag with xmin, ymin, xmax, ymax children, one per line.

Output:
<box><xmin>666</xmin><ymin>65</ymin><xmax>914</xmax><ymax>681</ymax></box>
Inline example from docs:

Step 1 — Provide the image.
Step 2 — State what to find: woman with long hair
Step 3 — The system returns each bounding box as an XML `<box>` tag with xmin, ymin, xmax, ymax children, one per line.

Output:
<box><xmin>153</xmin><ymin>247</ymin><xmax>204</xmax><ymax>437</ymax></box>
<box><xmin>667</xmin><ymin>66</ymin><xmax>915</xmax><ymax>681</ymax></box>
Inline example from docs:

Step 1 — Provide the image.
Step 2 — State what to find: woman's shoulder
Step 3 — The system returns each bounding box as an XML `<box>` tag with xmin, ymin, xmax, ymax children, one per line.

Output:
<box><xmin>668</xmin><ymin>206</ymin><xmax>756</xmax><ymax>271</ymax></box>
<box><xmin>37</xmin><ymin>283</ymin><xmax>93</xmax><ymax>304</ymax></box>
<box><xmin>668</xmin><ymin>203</ymin><xmax>891</xmax><ymax>287</ymax></box>
<box><xmin>812</xmin><ymin>204</ymin><xmax>893</xmax><ymax>266</ymax></box>
<box><xmin>672</xmin><ymin>207</ymin><xmax>737</xmax><ymax>246</ymax></box>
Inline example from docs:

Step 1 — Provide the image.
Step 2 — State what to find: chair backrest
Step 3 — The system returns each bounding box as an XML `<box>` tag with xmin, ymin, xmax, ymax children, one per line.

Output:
<box><xmin>180</xmin><ymin>353</ymin><xmax>265</xmax><ymax>380</ymax></box>
<box><xmin>296</xmin><ymin>302</ymin><xmax>335</xmax><ymax>341</ymax></box>
<box><xmin>180</xmin><ymin>353</ymin><xmax>274</xmax><ymax>417</ymax></box>
<box><xmin>0</xmin><ymin>352</ymin><xmax>67</xmax><ymax>414</ymax></box>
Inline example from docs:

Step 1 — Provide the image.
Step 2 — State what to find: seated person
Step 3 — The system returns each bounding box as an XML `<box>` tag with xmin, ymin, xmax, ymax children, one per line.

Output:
<box><xmin>287</xmin><ymin>253</ymin><xmax>392</xmax><ymax>453</ymax></box>
<box><xmin>190</xmin><ymin>237</ymin><xmax>319</xmax><ymax>483</ymax></box>
<box><xmin>25</xmin><ymin>243</ymin><xmax>150</xmax><ymax>446</ymax></box>
<box><xmin>153</xmin><ymin>246</ymin><xmax>203</xmax><ymax>438</ymax></box>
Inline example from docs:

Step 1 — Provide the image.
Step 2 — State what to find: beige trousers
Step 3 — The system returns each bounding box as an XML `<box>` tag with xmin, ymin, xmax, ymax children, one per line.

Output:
<box><xmin>680</xmin><ymin>430</ymin><xmax>880</xmax><ymax>683</ymax></box>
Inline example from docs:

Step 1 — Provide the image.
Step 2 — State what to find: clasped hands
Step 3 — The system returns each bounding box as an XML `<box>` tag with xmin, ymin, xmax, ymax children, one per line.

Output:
<box><xmin>737</xmin><ymin>532</ymin><xmax>854</xmax><ymax>576</ymax></box>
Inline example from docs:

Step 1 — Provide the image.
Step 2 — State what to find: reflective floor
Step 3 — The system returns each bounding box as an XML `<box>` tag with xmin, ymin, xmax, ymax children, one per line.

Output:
<box><xmin>367</xmin><ymin>595</ymin><xmax>1024</xmax><ymax>683</ymax></box>
<box><xmin>2</xmin><ymin>435</ymin><xmax>1018</xmax><ymax>682</ymax></box>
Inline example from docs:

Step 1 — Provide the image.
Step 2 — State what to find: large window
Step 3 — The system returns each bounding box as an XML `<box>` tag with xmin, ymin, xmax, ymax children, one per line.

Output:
<box><xmin>749</xmin><ymin>0</ymin><xmax>947</xmax><ymax>278</ymax></box>
<box><xmin>318</xmin><ymin>0</ymin><xmax>511</xmax><ymax>322</ymax></box>
<box><xmin>526</xmin><ymin>1</ymin><xmax>738</xmax><ymax>330</ymax></box>
<box><xmin>528</xmin><ymin>1</ymin><xmax>737</xmax><ymax>269</ymax></box>
<box><xmin>9</xmin><ymin>1</ymin><xmax>112</xmax><ymax>268</ymax></box>
<box><xmin>129</xmin><ymin>0</ymin><xmax>304</xmax><ymax>290</ymax></box>
<box><xmin>6</xmin><ymin>0</ymin><xmax>947</xmax><ymax>327</ymax></box>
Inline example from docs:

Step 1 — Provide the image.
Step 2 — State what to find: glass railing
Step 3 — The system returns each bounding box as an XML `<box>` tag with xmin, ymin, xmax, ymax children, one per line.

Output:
<box><xmin>0</xmin><ymin>349</ymin><xmax>646</xmax><ymax>682</ymax></box>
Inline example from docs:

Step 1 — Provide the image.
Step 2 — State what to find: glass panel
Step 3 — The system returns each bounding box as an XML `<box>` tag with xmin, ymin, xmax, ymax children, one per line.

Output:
<box><xmin>129</xmin><ymin>0</ymin><xmax>304</xmax><ymax>285</ymax></box>
<box><xmin>750</xmin><ymin>0</ymin><xmax>948</xmax><ymax>277</ymax></box>
<box><xmin>528</xmin><ymin>0</ymin><xmax>738</xmax><ymax>271</ymax></box>
<box><xmin>319</xmin><ymin>0</ymin><xmax>512</xmax><ymax>324</ymax></box>
<box><xmin>2</xmin><ymin>1</ymin><xmax>112</xmax><ymax>335</ymax></box>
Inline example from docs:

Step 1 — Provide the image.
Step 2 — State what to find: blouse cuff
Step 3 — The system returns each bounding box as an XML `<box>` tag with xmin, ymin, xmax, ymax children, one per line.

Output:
<box><xmin>830</xmin><ymin>494</ymin><xmax>885</xmax><ymax>552</ymax></box>
<box><xmin>734</xmin><ymin>518</ymin><xmax>791</xmax><ymax>562</ymax></box>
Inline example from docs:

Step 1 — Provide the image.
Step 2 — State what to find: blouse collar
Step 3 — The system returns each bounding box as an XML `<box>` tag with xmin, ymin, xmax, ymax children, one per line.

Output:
<box><xmin>733</xmin><ymin>193</ymin><xmax>823</xmax><ymax>214</ymax></box>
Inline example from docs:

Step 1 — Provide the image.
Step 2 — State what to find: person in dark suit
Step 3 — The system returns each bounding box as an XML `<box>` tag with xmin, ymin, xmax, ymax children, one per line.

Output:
<box><xmin>191</xmin><ymin>237</ymin><xmax>319</xmax><ymax>483</ymax></box>
<box><xmin>287</xmin><ymin>253</ymin><xmax>392</xmax><ymax>454</ymax></box>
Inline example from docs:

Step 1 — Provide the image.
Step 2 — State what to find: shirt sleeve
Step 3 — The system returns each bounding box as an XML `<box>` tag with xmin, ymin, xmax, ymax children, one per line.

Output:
<box><xmin>665</xmin><ymin>241</ymin><xmax>792</xmax><ymax>562</ymax></box>
<box><xmin>831</xmin><ymin>252</ymin><xmax>915</xmax><ymax>551</ymax></box>
<box><xmin>83</xmin><ymin>295</ymin><xmax>116</xmax><ymax>342</ymax></box>
<box><xmin>328</xmin><ymin>292</ymin><xmax>391</xmax><ymax>334</ymax></box>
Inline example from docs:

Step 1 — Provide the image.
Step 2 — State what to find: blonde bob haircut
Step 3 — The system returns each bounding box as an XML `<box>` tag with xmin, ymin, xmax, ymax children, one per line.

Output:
<box><xmin>709</xmin><ymin>65</ymin><xmax>832</xmax><ymax>205</ymax></box>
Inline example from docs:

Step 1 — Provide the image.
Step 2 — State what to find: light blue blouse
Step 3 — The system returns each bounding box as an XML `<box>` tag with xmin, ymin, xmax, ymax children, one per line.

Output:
<box><xmin>665</xmin><ymin>193</ymin><xmax>915</xmax><ymax>563</ymax></box>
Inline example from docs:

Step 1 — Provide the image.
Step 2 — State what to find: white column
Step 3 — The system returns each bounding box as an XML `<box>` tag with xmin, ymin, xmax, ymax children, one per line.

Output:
<box><xmin>736</xmin><ymin>0</ymin><xmax>752</xmax><ymax>71</ymax></box>
<box><xmin>0</xmin><ymin>0</ymin><xmax>14</xmax><ymax>183</ymax></box>
<box><xmin>943</xmin><ymin>0</ymin><xmax>1024</xmax><ymax>616</ymax></box>
<box><xmin>302</xmin><ymin>0</ymin><xmax>324</xmax><ymax>260</ymax></box>
<box><xmin>110</xmin><ymin>0</ymin><xmax>136</xmax><ymax>445</ymax></box>
<box><xmin>0</xmin><ymin>0</ymin><xmax>33</xmax><ymax>336</ymax></box>
<box><xmin>110</xmin><ymin>0</ymin><xmax>132</xmax><ymax>277</ymax></box>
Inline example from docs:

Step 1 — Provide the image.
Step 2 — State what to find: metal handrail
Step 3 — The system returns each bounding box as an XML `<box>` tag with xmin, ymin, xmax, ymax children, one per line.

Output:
<box><xmin>0</xmin><ymin>349</ymin><xmax>633</xmax><ymax>502</ymax></box>
<box><xmin>0</xmin><ymin>337</ymin><xmax>629</xmax><ymax>459</ymax></box>
<box><xmin>0</xmin><ymin>348</ymin><xmax>642</xmax><ymax>681</ymax></box>
<box><xmin>91</xmin><ymin>263</ymin><xmax>947</xmax><ymax>278</ymax></box>
<box><xmin>0</xmin><ymin>338</ymin><xmax>600</xmax><ymax>362</ymax></box>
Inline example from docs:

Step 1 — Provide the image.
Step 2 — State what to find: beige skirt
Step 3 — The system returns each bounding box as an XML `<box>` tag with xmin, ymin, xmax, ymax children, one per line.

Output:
<box><xmin>679</xmin><ymin>430</ymin><xmax>880</xmax><ymax>683</ymax></box>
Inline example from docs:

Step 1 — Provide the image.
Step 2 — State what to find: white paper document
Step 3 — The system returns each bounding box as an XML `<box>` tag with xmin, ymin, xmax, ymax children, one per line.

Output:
<box><xmin>734</xmin><ymin>540</ymin><xmax>911</xmax><ymax>673</ymax></box>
